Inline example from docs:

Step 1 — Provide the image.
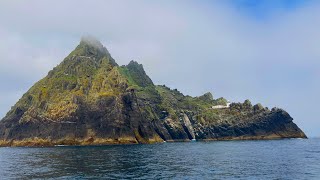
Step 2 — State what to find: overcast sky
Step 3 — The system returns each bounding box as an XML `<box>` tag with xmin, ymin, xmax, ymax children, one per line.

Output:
<box><xmin>0</xmin><ymin>0</ymin><xmax>319</xmax><ymax>137</ymax></box>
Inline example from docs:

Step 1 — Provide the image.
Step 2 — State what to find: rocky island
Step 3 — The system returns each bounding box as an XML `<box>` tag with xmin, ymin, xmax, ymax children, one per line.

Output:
<box><xmin>0</xmin><ymin>37</ymin><xmax>307</xmax><ymax>146</ymax></box>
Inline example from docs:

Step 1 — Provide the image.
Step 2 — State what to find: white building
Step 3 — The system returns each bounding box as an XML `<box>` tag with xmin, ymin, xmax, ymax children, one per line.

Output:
<box><xmin>212</xmin><ymin>101</ymin><xmax>231</xmax><ymax>109</ymax></box>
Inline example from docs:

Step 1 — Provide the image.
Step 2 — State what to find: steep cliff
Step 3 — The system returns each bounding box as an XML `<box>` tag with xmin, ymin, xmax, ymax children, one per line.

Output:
<box><xmin>0</xmin><ymin>37</ymin><xmax>307</xmax><ymax>146</ymax></box>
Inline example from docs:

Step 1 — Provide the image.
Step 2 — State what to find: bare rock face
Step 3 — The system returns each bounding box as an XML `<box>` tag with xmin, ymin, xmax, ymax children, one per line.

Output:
<box><xmin>0</xmin><ymin>37</ymin><xmax>307</xmax><ymax>146</ymax></box>
<box><xmin>182</xmin><ymin>114</ymin><xmax>196</xmax><ymax>140</ymax></box>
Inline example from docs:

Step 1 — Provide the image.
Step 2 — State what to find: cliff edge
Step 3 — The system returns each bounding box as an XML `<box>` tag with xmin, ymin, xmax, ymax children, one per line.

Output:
<box><xmin>0</xmin><ymin>37</ymin><xmax>307</xmax><ymax>146</ymax></box>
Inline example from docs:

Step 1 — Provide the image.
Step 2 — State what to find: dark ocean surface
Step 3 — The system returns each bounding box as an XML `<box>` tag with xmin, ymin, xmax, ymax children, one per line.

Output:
<box><xmin>0</xmin><ymin>138</ymin><xmax>319</xmax><ymax>179</ymax></box>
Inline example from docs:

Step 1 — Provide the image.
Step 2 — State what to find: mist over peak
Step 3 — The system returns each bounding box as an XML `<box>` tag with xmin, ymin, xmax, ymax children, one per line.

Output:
<box><xmin>80</xmin><ymin>35</ymin><xmax>107</xmax><ymax>53</ymax></box>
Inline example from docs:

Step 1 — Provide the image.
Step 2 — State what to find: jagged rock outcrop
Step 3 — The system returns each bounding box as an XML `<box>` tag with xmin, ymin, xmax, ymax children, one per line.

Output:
<box><xmin>0</xmin><ymin>37</ymin><xmax>307</xmax><ymax>146</ymax></box>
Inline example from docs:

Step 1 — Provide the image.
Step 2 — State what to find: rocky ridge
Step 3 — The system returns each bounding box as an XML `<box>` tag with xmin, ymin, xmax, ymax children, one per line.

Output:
<box><xmin>0</xmin><ymin>37</ymin><xmax>307</xmax><ymax>146</ymax></box>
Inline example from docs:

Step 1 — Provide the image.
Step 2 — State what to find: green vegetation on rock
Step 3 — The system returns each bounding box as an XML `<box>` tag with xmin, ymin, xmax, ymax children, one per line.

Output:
<box><xmin>0</xmin><ymin>36</ymin><xmax>307</xmax><ymax>146</ymax></box>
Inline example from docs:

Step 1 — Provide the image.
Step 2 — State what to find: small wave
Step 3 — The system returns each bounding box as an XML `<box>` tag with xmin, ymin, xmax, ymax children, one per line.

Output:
<box><xmin>306</xmin><ymin>150</ymin><xmax>320</xmax><ymax>153</ymax></box>
<box><xmin>54</xmin><ymin>145</ymin><xmax>68</xmax><ymax>147</ymax></box>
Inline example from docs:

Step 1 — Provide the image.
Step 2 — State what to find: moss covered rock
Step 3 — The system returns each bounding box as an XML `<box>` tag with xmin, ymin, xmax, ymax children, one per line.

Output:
<box><xmin>0</xmin><ymin>37</ymin><xmax>307</xmax><ymax>146</ymax></box>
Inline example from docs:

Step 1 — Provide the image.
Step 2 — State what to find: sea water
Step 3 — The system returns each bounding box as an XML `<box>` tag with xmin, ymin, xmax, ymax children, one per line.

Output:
<box><xmin>0</xmin><ymin>138</ymin><xmax>319</xmax><ymax>179</ymax></box>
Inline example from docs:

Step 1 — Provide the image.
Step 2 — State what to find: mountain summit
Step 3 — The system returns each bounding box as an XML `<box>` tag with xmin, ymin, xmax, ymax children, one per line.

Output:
<box><xmin>0</xmin><ymin>37</ymin><xmax>307</xmax><ymax>146</ymax></box>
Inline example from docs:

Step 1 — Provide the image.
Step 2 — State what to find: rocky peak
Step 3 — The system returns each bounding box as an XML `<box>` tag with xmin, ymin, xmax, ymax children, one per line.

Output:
<box><xmin>124</xmin><ymin>60</ymin><xmax>154</xmax><ymax>87</ymax></box>
<box><xmin>253</xmin><ymin>103</ymin><xmax>264</xmax><ymax>111</ymax></box>
<box><xmin>243</xmin><ymin>99</ymin><xmax>252</xmax><ymax>108</ymax></box>
<box><xmin>46</xmin><ymin>36</ymin><xmax>119</xmax><ymax>79</ymax></box>
<box><xmin>198</xmin><ymin>92</ymin><xmax>214</xmax><ymax>102</ymax></box>
<box><xmin>127</xmin><ymin>60</ymin><xmax>144</xmax><ymax>72</ymax></box>
<box><xmin>80</xmin><ymin>35</ymin><xmax>105</xmax><ymax>52</ymax></box>
<box><xmin>70</xmin><ymin>36</ymin><xmax>110</xmax><ymax>60</ymax></box>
